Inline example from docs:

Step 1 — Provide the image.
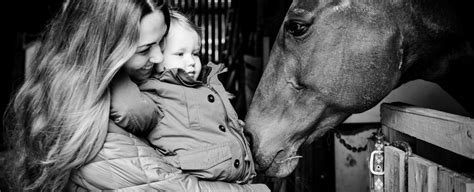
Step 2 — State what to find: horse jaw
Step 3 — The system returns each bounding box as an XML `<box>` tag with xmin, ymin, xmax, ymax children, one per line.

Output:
<box><xmin>244</xmin><ymin>49</ymin><xmax>353</xmax><ymax>176</ymax></box>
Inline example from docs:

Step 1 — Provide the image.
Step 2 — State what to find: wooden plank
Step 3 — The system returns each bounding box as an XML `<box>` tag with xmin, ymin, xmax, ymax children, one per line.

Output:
<box><xmin>408</xmin><ymin>156</ymin><xmax>438</xmax><ymax>192</ymax></box>
<box><xmin>381</xmin><ymin>102</ymin><xmax>474</xmax><ymax>159</ymax></box>
<box><xmin>385</xmin><ymin>146</ymin><xmax>407</xmax><ymax>192</ymax></box>
<box><xmin>438</xmin><ymin>166</ymin><xmax>474</xmax><ymax>192</ymax></box>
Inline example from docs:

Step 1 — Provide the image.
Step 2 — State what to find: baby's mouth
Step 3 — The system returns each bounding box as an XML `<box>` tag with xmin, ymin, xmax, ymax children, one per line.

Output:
<box><xmin>186</xmin><ymin>71</ymin><xmax>195</xmax><ymax>77</ymax></box>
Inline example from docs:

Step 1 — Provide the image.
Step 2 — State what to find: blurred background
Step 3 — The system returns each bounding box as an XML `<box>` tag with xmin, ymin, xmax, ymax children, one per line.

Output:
<box><xmin>0</xmin><ymin>0</ymin><xmax>469</xmax><ymax>191</ymax></box>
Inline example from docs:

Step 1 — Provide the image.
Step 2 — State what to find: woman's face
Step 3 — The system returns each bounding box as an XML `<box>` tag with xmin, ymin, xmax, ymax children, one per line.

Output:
<box><xmin>124</xmin><ymin>10</ymin><xmax>167</xmax><ymax>82</ymax></box>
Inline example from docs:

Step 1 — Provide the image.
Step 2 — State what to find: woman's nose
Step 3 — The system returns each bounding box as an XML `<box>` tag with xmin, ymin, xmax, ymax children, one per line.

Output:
<box><xmin>149</xmin><ymin>46</ymin><xmax>163</xmax><ymax>64</ymax></box>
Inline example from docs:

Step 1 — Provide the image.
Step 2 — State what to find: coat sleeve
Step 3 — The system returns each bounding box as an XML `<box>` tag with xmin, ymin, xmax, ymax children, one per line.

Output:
<box><xmin>71</xmin><ymin>168</ymin><xmax>270</xmax><ymax>192</ymax></box>
<box><xmin>149</xmin><ymin>173</ymin><xmax>270</xmax><ymax>192</ymax></box>
<box><xmin>109</xmin><ymin>70</ymin><xmax>162</xmax><ymax>134</ymax></box>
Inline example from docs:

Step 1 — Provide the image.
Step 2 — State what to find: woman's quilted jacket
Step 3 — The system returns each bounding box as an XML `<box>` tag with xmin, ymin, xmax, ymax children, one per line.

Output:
<box><xmin>66</xmin><ymin>69</ymin><xmax>268</xmax><ymax>191</ymax></box>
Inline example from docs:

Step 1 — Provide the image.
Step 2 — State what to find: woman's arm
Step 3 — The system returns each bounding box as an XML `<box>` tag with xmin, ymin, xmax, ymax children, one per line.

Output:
<box><xmin>69</xmin><ymin>122</ymin><xmax>269</xmax><ymax>192</ymax></box>
<box><xmin>109</xmin><ymin>69</ymin><xmax>162</xmax><ymax>134</ymax></box>
<box><xmin>149</xmin><ymin>173</ymin><xmax>270</xmax><ymax>192</ymax></box>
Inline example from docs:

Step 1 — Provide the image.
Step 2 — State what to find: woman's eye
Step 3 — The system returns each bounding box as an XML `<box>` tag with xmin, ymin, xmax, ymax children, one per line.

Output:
<box><xmin>137</xmin><ymin>47</ymin><xmax>151</xmax><ymax>55</ymax></box>
<box><xmin>285</xmin><ymin>21</ymin><xmax>309</xmax><ymax>37</ymax></box>
<box><xmin>177</xmin><ymin>53</ymin><xmax>184</xmax><ymax>56</ymax></box>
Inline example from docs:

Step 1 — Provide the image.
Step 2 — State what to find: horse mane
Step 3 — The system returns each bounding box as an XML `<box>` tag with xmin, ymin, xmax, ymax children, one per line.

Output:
<box><xmin>396</xmin><ymin>0</ymin><xmax>474</xmax><ymax>116</ymax></box>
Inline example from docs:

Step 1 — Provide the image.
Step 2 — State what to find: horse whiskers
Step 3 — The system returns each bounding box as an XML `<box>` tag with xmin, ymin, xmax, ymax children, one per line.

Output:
<box><xmin>277</xmin><ymin>155</ymin><xmax>303</xmax><ymax>164</ymax></box>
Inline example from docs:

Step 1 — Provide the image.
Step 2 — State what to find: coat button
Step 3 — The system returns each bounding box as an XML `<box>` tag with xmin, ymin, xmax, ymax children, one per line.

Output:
<box><xmin>219</xmin><ymin>125</ymin><xmax>226</xmax><ymax>132</ymax></box>
<box><xmin>234</xmin><ymin>159</ymin><xmax>240</xmax><ymax>168</ymax></box>
<box><xmin>208</xmin><ymin>94</ymin><xmax>215</xmax><ymax>103</ymax></box>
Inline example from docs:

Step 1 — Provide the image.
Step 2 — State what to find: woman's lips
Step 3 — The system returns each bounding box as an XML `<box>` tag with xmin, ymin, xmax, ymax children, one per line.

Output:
<box><xmin>140</xmin><ymin>64</ymin><xmax>154</xmax><ymax>71</ymax></box>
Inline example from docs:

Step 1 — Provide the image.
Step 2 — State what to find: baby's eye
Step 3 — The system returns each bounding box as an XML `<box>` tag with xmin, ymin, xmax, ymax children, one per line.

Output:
<box><xmin>193</xmin><ymin>52</ymin><xmax>200</xmax><ymax>57</ymax></box>
<box><xmin>177</xmin><ymin>53</ymin><xmax>184</xmax><ymax>56</ymax></box>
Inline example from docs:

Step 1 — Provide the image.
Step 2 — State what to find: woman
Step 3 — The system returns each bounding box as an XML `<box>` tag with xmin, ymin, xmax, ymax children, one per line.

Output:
<box><xmin>5</xmin><ymin>0</ymin><xmax>269</xmax><ymax>191</ymax></box>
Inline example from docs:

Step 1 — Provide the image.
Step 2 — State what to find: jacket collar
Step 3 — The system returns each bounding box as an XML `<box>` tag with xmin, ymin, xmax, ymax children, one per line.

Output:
<box><xmin>152</xmin><ymin>62</ymin><xmax>226</xmax><ymax>87</ymax></box>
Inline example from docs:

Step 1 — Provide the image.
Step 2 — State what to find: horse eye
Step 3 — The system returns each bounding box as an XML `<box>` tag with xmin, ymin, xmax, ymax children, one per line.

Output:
<box><xmin>292</xmin><ymin>83</ymin><xmax>306</xmax><ymax>91</ymax></box>
<box><xmin>285</xmin><ymin>21</ymin><xmax>309</xmax><ymax>37</ymax></box>
<box><xmin>287</xmin><ymin>78</ymin><xmax>306</xmax><ymax>91</ymax></box>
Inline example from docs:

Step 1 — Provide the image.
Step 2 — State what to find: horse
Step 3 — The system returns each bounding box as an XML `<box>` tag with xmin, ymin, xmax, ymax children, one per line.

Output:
<box><xmin>244</xmin><ymin>0</ymin><xmax>474</xmax><ymax>177</ymax></box>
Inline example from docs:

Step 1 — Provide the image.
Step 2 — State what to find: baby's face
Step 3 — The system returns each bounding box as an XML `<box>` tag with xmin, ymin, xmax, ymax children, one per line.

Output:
<box><xmin>157</xmin><ymin>25</ymin><xmax>202</xmax><ymax>80</ymax></box>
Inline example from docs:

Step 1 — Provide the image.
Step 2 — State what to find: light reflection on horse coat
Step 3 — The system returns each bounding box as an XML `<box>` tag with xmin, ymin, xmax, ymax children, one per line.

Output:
<box><xmin>245</xmin><ymin>0</ymin><xmax>473</xmax><ymax>177</ymax></box>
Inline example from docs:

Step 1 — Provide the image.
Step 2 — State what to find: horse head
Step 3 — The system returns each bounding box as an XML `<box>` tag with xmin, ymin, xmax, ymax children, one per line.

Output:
<box><xmin>245</xmin><ymin>0</ymin><xmax>473</xmax><ymax>177</ymax></box>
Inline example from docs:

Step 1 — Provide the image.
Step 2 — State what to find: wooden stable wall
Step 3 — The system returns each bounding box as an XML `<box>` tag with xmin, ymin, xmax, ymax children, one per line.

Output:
<box><xmin>380</xmin><ymin>102</ymin><xmax>474</xmax><ymax>192</ymax></box>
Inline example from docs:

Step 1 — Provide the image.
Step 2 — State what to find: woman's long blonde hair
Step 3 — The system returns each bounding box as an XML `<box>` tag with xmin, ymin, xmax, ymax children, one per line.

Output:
<box><xmin>5</xmin><ymin>0</ymin><xmax>169</xmax><ymax>191</ymax></box>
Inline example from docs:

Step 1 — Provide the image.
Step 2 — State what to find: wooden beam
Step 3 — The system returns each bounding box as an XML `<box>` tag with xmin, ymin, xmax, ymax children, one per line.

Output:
<box><xmin>381</xmin><ymin>102</ymin><xmax>474</xmax><ymax>159</ymax></box>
